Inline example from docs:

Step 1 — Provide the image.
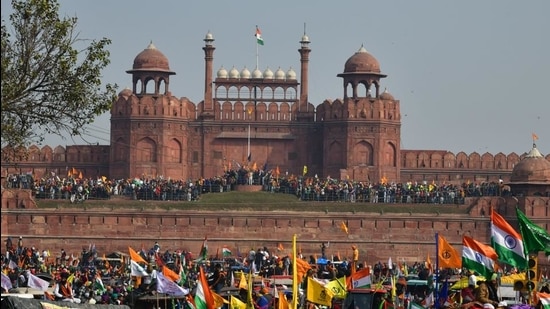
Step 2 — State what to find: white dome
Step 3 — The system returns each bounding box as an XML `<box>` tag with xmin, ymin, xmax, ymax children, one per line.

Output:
<box><xmin>263</xmin><ymin>67</ymin><xmax>274</xmax><ymax>79</ymax></box>
<box><xmin>241</xmin><ymin>67</ymin><xmax>251</xmax><ymax>79</ymax></box>
<box><xmin>229</xmin><ymin>66</ymin><xmax>240</xmax><ymax>79</ymax></box>
<box><xmin>275</xmin><ymin>67</ymin><xmax>285</xmax><ymax>80</ymax></box>
<box><xmin>301</xmin><ymin>34</ymin><xmax>310</xmax><ymax>42</ymax></box>
<box><xmin>286</xmin><ymin>67</ymin><xmax>296</xmax><ymax>80</ymax></box>
<box><xmin>204</xmin><ymin>31</ymin><xmax>214</xmax><ymax>41</ymax></box>
<box><xmin>252</xmin><ymin>68</ymin><xmax>263</xmax><ymax>79</ymax></box>
<box><xmin>217</xmin><ymin>66</ymin><xmax>228</xmax><ymax>78</ymax></box>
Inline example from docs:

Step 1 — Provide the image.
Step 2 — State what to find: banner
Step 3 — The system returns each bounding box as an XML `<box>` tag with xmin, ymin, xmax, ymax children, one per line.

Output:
<box><xmin>306</xmin><ymin>277</ymin><xmax>334</xmax><ymax>306</ymax></box>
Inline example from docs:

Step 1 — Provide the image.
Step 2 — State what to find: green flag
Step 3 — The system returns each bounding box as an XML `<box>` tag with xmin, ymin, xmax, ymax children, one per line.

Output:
<box><xmin>516</xmin><ymin>207</ymin><xmax>550</xmax><ymax>255</ymax></box>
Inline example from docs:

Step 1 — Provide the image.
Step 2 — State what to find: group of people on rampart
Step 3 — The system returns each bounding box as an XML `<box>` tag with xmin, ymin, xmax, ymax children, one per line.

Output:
<box><xmin>5</xmin><ymin>166</ymin><xmax>510</xmax><ymax>204</ymax></box>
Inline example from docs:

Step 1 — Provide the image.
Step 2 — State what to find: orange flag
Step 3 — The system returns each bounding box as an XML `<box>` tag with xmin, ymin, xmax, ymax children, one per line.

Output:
<box><xmin>426</xmin><ymin>253</ymin><xmax>433</xmax><ymax>274</ymax></box>
<box><xmin>277</xmin><ymin>243</ymin><xmax>284</xmax><ymax>251</ymax></box>
<box><xmin>129</xmin><ymin>246</ymin><xmax>148</xmax><ymax>264</ymax></box>
<box><xmin>437</xmin><ymin>234</ymin><xmax>462</xmax><ymax>269</ymax></box>
<box><xmin>294</xmin><ymin>256</ymin><xmax>312</xmax><ymax>284</ymax></box>
<box><xmin>278</xmin><ymin>291</ymin><xmax>290</xmax><ymax>309</ymax></box>
<box><xmin>163</xmin><ymin>266</ymin><xmax>180</xmax><ymax>282</ymax></box>
<box><xmin>532</xmin><ymin>133</ymin><xmax>539</xmax><ymax>141</ymax></box>
<box><xmin>340</xmin><ymin>221</ymin><xmax>349</xmax><ymax>234</ymax></box>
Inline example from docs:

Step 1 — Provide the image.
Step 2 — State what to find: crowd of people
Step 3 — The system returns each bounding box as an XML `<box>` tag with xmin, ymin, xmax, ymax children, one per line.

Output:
<box><xmin>5</xmin><ymin>166</ymin><xmax>511</xmax><ymax>204</ymax></box>
<box><xmin>3</xmin><ymin>237</ymin><xmax>548</xmax><ymax>309</ymax></box>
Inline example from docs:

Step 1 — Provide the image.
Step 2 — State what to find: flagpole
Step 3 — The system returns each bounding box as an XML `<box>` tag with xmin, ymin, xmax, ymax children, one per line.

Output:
<box><xmin>292</xmin><ymin>234</ymin><xmax>298</xmax><ymax>309</ymax></box>
<box><xmin>435</xmin><ymin>233</ymin><xmax>440</xmax><ymax>309</ymax></box>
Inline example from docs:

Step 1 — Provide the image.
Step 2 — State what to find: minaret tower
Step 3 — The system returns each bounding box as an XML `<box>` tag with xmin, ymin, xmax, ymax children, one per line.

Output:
<box><xmin>297</xmin><ymin>27</ymin><xmax>313</xmax><ymax>121</ymax></box>
<box><xmin>201</xmin><ymin>31</ymin><xmax>216</xmax><ymax>120</ymax></box>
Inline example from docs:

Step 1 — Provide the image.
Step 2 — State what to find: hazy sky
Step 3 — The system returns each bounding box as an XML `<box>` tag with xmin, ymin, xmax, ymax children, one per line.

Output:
<box><xmin>2</xmin><ymin>0</ymin><xmax>549</xmax><ymax>155</ymax></box>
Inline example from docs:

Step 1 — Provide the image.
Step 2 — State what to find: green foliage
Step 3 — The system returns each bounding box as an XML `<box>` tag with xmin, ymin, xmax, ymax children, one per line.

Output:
<box><xmin>1</xmin><ymin>0</ymin><xmax>117</xmax><ymax>153</ymax></box>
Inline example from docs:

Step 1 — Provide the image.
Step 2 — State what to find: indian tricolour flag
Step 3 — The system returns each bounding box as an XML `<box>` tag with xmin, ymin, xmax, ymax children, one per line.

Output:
<box><xmin>222</xmin><ymin>246</ymin><xmax>231</xmax><ymax>257</ymax></box>
<box><xmin>491</xmin><ymin>209</ymin><xmax>526</xmax><ymax>268</ymax></box>
<box><xmin>537</xmin><ymin>292</ymin><xmax>550</xmax><ymax>309</ymax></box>
<box><xmin>255</xmin><ymin>26</ymin><xmax>264</xmax><ymax>45</ymax></box>
<box><xmin>462</xmin><ymin>236</ymin><xmax>498</xmax><ymax>279</ymax></box>
<box><xmin>195</xmin><ymin>267</ymin><xmax>215</xmax><ymax>309</ymax></box>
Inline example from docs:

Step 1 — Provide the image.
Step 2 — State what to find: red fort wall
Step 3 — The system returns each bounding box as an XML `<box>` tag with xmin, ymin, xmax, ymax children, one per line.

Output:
<box><xmin>2</xmin><ymin>190</ymin><xmax>548</xmax><ymax>267</ymax></box>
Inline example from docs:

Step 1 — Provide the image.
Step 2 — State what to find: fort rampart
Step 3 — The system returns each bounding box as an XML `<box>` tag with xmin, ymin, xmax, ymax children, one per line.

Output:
<box><xmin>2</xmin><ymin>189</ymin><xmax>549</xmax><ymax>267</ymax></box>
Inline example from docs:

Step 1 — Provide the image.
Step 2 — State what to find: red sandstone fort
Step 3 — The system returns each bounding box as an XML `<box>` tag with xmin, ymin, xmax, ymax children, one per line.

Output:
<box><xmin>1</xmin><ymin>31</ymin><xmax>549</xmax><ymax>183</ymax></box>
<box><xmin>1</xmin><ymin>31</ymin><xmax>549</xmax><ymax>266</ymax></box>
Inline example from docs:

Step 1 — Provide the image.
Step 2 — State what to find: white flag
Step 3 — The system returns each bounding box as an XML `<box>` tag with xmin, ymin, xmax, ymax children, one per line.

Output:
<box><xmin>8</xmin><ymin>260</ymin><xmax>18</xmax><ymax>270</ymax></box>
<box><xmin>27</xmin><ymin>271</ymin><xmax>49</xmax><ymax>291</ymax></box>
<box><xmin>130</xmin><ymin>260</ymin><xmax>149</xmax><ymax>277</ymax></box>
<box><xmin>1</xmin><ymin>272</ymin><xmax>13</xmax><ymax>290</ymax></box>
<box><xmin>156</xmin><ymin>272</ymin><xmax>189</xmax><ymax>296</ymax></box>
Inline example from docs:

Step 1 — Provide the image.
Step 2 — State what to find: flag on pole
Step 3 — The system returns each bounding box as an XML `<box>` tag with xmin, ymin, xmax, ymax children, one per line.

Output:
<box><xmin>516</xmin><ymin>207</ymin><xmax>550</xmax><ymax>255</ymax></box>
<box><xmin>163</xmin><ymin>266</ymin><xmax>180</xmax><ymax>282</ymax></box>
<box><xmin>306</xmin><ymin>277</ymin><xmax>334</xmax><ymax>307</ymax></box>
<box><xmin>537</xmin><ymin>292</ymin><xmax>550</xmax><ymax>309</ymax></box>
<box><xmin>347</xmin><ymin>267</ymin><xmax>371</xmax><ymax>289</ymax></box>
<box><xmin>130</xmin><ymin>260</ymin><xmax>149</xmax><ymax>277</ymax></box>
<box><xmin>1</xmin><ymin>272</ymin><xmax>13</xmax><ymax>290</ymax></box>
<box><xmin>462</xmin><ymin>236</ymin><xmax>497</xmax><ymax>279</ymax></box>
<box><xmin>426</xmin><ymin>253</ymin><xmax>433</xmax><ymax>275</ymax></box>
<box><xmin>532</xmin><ymin>133</ymin><xmax>539</xmax><ymax>141</ymax></box>
<box><xmin>278</xmin><ymin>291</ymin><xmax>290</xmax><ymax>309</ymax></box>
<box><xmin>195</xmin><ymin>266</ymin><xmax>215</xmax><ymax>309</ymax></box>
<box><xmin>340</xmin><ymin>221</ymin><xmax>349</xmax><ymax>234</ymax></box>
<box><xmin>157</xmin><ymin>271</ymin><xmax>189</xmax><ymax>296</ymax></box>
<box><xmin>255</xmin><ymin>26</ymin><xmax>264</xmax><ymax>45</ymax></box>
<box><xmin>212</xmin><ymin>292</ymin><xmax>228</xmax><ymax>308</ymax></box>
<box><xmin>129</xmin><ymin>246</ymin><xmax>148</xmax><ymax>264</ymax></box>
<box><xmin>222</xmin><ymin>246</ymin><xmax>232</xmax><ymax>257</ymax></box>
<box><xmin>437</xmin><ymin>234</ymin><xmax>462</xmax><ymax>268</ymax></box>
<box><xmin>198</xmin><ymin>237</ymin><xmax>208</xmax><ymax>262</ymax></box>
<box><xmin>491</xmin><ymin>209</ymin><xmax>526</xmax><ymax>268</ymax></box>
<box><xmin>26</xmin><ymin>270</ymin><xmax>49</xmax><ymax>291</ymax></box>
<box><xmin>238</xmin><ymin>272</ymin><xmax>248</xmax><ymax>290</ymax></box>
<box><xmin>325</xmin><ymin>276</ymin><xmax>347</xmax><ymax>299</ymax></box>
<box><xmin>231</xmin><ymin>295</ymin><xmax>247</xmax><ymax>309</ymax></box>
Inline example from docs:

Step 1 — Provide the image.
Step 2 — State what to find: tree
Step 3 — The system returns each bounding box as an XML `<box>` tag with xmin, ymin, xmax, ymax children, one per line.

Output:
<box><xmin>1</xmin><ymin>0</ymin><xmax>117</xmax><ymax>158</ymax></box>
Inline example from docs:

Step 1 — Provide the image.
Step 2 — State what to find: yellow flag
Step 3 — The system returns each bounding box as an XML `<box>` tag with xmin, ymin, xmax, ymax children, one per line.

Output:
<box><xmin>212</xmin><ymin>291</ymin><xmax>229</xmax><ymax>307</ymax></box>
<box><xmin>306</xmin><ymin>277</ymin><xmax>334</xmax><ymax>307</ymax></box>
<box><xmin>238</xmin><ymin>271</ymin><xmax>248</xmax><ymax>290</ymax></box>
<box><xmin>247</xmin><ymin>271</ymin><xmax>253</xmax><ymax>308</ymax></box>
<box><xmin>325</xmin><ymin>276</ymin><xmax>347</xmax><ymax>299</ymax></box>
<box><xmin>437</xmin><ymin>234</ymin><xmax>462</xmax><ymax>269</ymax></box>
<box><xmin>230</xmin><ymin>295</ymin><xmax>247</xmax><ymax>309</ymax></box>
<box><xmin>303</xmin><ymin>165</ymin><xmax>308</xmax><ymax>176</ymax></box>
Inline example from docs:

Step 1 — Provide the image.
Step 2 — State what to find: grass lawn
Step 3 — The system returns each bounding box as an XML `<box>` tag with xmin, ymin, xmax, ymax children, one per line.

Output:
<box><xmin>35</xmin><ymin>191</ymin><xmax>470</xmax><ymax>214</ymax></box>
